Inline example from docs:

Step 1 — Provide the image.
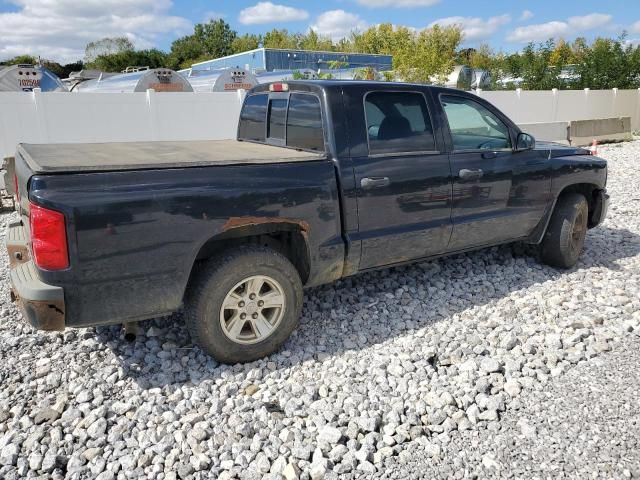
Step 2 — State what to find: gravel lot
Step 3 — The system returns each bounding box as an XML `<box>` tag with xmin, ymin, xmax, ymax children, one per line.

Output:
<box><xmin>1</xmin><ymin>140</ymin><xmax>639</xmax><ymax>480</ymax></box>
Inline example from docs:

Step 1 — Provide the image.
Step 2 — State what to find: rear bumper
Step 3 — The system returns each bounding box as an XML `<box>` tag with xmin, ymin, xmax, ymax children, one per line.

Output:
<box><xmin>6</xmin><ymin>222</ymin><xmax>65</xmax><ymax>331</ymax></box>
<box><xmin>590</xmin><ymin>189</ymin><xmax>609</xmax><ymax>227</ymax></box>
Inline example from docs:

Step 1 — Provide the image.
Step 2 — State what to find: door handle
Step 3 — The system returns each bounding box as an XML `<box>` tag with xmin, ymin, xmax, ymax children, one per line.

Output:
<box><xmin>482</xmin><ymin>151</ymin><xmax>497</xmax><ymax>160</ymax></box>
<box><xmin>361</xmin><ymin>176</ymin><xmax>390</xmax><ymax>189</ymax></box>
<box><xmin>459</xmin><ymin>168</ymin><xmax>484</xmax><ymax>180</ymax></box>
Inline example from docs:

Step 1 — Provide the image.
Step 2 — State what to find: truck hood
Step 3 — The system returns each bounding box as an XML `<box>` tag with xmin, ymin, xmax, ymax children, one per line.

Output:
<box><xmin>534</xmin><ymin>141</ymin><xmax>592</xmax><ymax>158</ymax></box>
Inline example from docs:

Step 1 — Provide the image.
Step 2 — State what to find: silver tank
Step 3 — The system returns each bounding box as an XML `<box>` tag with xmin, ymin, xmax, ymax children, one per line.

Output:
<box><xmin>188</xmin><ymin>68</ymin><xmax>258</xmax><ymax>92</ymax></box>
<box><xmin>0</xmin><ymin>64</ymin><xmax>67</xmax><ymax>92</ymax></box>
<box><xmin>64</xmin><ymin>69</ymin><xmax>118</xmax><ymax>91</ymax></box>
<box><xmin>471</xmin><ymin>69</ymin><xmax>492</xmax><ymax>89</ymax></box>
<box><xmin>444</xmin><ymin>65</ymin><xmax>473</xmax><ymax>90</ymax></box>
<box><xmin>73</xmin><ymin>68</ymin><xmax>193</xmax><ymax>93</ymax></box>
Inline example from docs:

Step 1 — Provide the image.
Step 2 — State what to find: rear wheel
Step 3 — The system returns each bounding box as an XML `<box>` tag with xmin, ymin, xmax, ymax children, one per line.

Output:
<box><xmin>185</xmin><ymin>246</ymin><xmax>303</xmax><ymax>363</ymax></box>
<box><xmin>540</xmin><ymin>193</ymin><xmax>589</xmax><ymax>268</ymax></box>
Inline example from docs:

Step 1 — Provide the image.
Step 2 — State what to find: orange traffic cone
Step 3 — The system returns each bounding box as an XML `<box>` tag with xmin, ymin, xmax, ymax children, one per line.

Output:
<box><xmin>589</xmin><ymin>139</ymin><xmax>598</xmax><ymax>156</ymax></box>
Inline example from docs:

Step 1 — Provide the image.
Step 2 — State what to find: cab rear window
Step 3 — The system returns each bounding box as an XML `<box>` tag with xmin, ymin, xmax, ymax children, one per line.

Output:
<box><xmin>238</xmin><ymin>94</ymin><xmax>268</xmax><ymax>142</ymax></box>
<box><xmin>238</xmin><ymin>92</ymin><xmax>324</xmax><ymax>152</ymax></box>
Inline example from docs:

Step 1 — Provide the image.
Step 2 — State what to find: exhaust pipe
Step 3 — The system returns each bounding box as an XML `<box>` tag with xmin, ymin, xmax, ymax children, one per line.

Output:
<box><xmin>123</xmin><ymin>322</ymin><xmax>139</xmax><ymax>342</ymax></box>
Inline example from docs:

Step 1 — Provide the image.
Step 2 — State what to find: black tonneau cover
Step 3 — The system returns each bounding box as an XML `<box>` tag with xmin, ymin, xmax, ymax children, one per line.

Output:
<box><xmin>17</xmin><ymin>140</ymin><xmax>324</xmax><ymax>174</ymax></box>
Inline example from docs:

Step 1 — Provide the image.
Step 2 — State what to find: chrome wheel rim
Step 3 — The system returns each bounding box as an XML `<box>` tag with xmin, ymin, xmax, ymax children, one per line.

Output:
<box><xmin>219</xmin><ymin>275</ymin><xmax>286</xmax><ymax>345</ymax></box>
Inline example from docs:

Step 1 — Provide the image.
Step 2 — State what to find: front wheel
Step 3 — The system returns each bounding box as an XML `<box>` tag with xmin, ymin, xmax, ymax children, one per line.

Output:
<box><xmin>185</xmin><ymin>246</ymin><xmax>303</xmax><ymax>363</ymax></box>
<box><xmin>540</xmin><ymin>193</ymin><xmax>589</xmax><ymax>268</ymax></box>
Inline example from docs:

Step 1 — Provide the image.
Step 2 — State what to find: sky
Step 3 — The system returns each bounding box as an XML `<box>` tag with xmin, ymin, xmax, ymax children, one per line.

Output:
<box><xmin>0</xmin><ymin>0</ymin><xmax>638</xmax><ymax>63</ymax></box>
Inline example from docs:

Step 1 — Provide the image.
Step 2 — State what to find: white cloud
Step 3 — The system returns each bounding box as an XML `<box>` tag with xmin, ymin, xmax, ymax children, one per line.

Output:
<box><xmin>429</xmin><ymin>15</ymin><xmax>511</xmax><ymax>41</ymax></box>
<box><xmin>507</xmin><ymin>21</ymin><xmax>568</xmax><ymax>42</ymax></box>
<box><xmin>311</xmin><ymin>10</ymin><xmax>368</xmax><ymax>40</ymax></box>
<box><xmin>567</xmin><ymin>13</ymin><xmax>612</xmax><ymax>31</ymax></box>
<box><xmin>238</xmin><ymin>2</ymin><xmax>309</xmax><ymax>25</ymax></box>
<box><xmin>507</xmin><ymin>13</ymin><xmax>613</xmax><ymax>43</ymax></box>
<box><xmin>632</xmin><ymin>21</ymin><xmax>640</xmax><ymax>33</ymax></box>
<box><xmin>0</xmin><ymin>0</ymin><xmax>190</xmax><ymax>63</ymax></box>
<box><xmin>356</xmin><ymin>0</ymin><xmax>440</xmax><ymax>7</ymax></box>
<box><xmin>519</xmin><ymin>10</ymin><xmax>534</xmax><ymax>22</ymax></box>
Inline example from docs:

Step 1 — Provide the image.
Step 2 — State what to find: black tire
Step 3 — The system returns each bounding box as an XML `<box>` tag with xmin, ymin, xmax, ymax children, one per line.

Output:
<box><xmin>185</xmin><ymin>246</ymin><xmax>303</xmax><ymax>363</ymax></box>
<box><xmin>540</xmin><ymin>193</ymin><xmax>589</xmax><ymax>268</ymax></box>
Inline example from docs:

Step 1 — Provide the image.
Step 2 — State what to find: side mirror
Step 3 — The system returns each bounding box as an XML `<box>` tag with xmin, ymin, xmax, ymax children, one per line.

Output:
<box><xmin>516</xmin><ymin>132</ymin><xmax>535</xmax><ymax>151</ymax></box>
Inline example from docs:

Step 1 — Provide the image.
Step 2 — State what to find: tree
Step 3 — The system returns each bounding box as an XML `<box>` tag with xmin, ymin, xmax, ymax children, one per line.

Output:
<box><xmin>193</xmin><ymin>19</ymin><xmax>236</xmax><ymax>58</ymax></box>
<box><xmin>394</xmin><ymin>24</ymin><xmax>462</xmax><ymax>84</ymax></box>
<box><xmin>41</xmin><ymin>60</ymin><xmax>83</xmax><ymax>79</ymax></box>
<box><xmin>85</xmin><ymin>37</ymin><xmax>134</xmax><ymax>64</ymax></box>
<box><xmin>519</xmin><ymin>40</ymin><xmax>561</xmax><ymax>90</ymax></box>
<box><xmin>0</xmin><ymin>55</ymin><xmax>38</xmax><ymax>66</ymax></box>
<box><xmin>468</xmin><ymin>44</ymin><xmax>493</xmax><ymax>71</ymax></box>
<box><xmin>263</xmin><ymin>29</ymin><xmax>298</xmax><ymax>49</ymax></box>
<box><xmin>231</xmin><ymin>34</ymin><xmax>261</xmax><ymax>54</ymax></box>
<box><xmin>351</xmin><ymin>23</ymin><xmax>413</xmax><ymax>56</ymax></box>
<box><xmin>168</xmin><ymin>36</ymin><xmax>207</xmax><ymax>69</ymax></box>
<box><xmin>168</xmin><ymin>19</ymin><xmax>236</xmax><ymax>69</ymax></box>
<box><xmin>575</xmin><ymin>35</ymin><xmax>639</xmax><ymax>89</ymax></box>
<box><xmin>89</xmin><ymin>49</ymin><xmax>168</xmax><ymax>73</ymax></box>
<box><xmin>299</xmin><ymin>30</ymin><xmax>334</xmax><ymax>51</ymax></box>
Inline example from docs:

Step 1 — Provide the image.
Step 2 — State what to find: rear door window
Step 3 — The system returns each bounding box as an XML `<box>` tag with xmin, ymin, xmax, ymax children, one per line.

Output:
<box><xmin>286</xmin><ymin>94</ymin><xmax>324</xmax><ymax>151</ymax></box>
<box><xmin>365</xmin><ymin>91</ymin><xmax>436</xmax><ymax>155</ymax></box>
<box><xmin>238</xmin><ymin>94</ymin><xmax>268</xmax><ymax>142</ymax></box>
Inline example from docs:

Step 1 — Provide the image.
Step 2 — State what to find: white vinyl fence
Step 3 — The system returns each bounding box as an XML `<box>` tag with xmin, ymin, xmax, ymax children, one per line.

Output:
<box><xmin>1</xmin><ymin>87</ymin><xmax>639</xmax><ymax>159</ymax></box>
<box><xmin>0</xmin><ymin>89</ymin><xmax>246</xmax><ymax>159</ymax></box>
<box><xmin>478</xmin><ymin>88</ymin><xmax>640</xmax><ymax>129</ymax></box>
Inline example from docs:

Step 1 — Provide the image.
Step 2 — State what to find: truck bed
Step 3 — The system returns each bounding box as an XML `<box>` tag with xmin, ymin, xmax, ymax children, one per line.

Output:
<box><xmin>17</xmin><ymin>139</ymin><xmax>324</xmax><ymax>173</ymax></box>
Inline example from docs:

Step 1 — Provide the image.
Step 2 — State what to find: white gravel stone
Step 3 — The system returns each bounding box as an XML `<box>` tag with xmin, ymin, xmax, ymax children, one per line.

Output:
<box><xmin>317</xmin><ymin>425</ymin><xmax>342</xmax><ymax>445</ymax></box>
<box><xmin>1</xmin><ymin>139</ymin><xmax>639</xmax><ymax>479</ymax></box>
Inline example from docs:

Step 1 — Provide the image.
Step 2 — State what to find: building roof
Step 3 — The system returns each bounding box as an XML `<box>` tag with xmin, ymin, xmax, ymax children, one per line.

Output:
<box><xmin>191</xmin><ymin>48</ymin><xmax>392</xmax><ymax>68</ymax></box>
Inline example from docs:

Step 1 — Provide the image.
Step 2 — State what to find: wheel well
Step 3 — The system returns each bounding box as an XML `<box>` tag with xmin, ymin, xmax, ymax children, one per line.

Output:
<box><xmin>557</xmin><ymin>183</ymin><xmax>599</xmax><ymax>225</ymax></box>
<box><xmin>190</xmin><ymin>227</ymin><xmax>311</xmax><ymax>286</ymax></box>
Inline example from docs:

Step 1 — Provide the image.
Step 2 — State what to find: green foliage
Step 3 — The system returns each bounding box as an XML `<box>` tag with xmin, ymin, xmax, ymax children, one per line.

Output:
<box><xmin>350</xmin><ymin>23</ymin><xmax>461</xmax><ymax>82</ymax></box>
<box><xmin>0</xmin><ymin>55</ymin><xmax>38</xmax><ymax>66</ymax></box>
<box><xmin>263</xmin><ymin>29</ymin><xmax>299</xmax><ymax>49</ymax></box>
<box><xmin>168</xmin><ymin>19</ymin><xmax>236</xmax><ymax>69</ymax></box>
<box><xmin>396</xmin><ymin>25</ymin><xmax>463</xmax><ymax>84</ymax></box>
<box><xmin>42</xmin><ymin>60</ymin><xmax>84</xmax><ymax>79</ymax></box>
<box><xmin>85</xmin><ymin>37</ymin><xmax>134</xmax><ymax>64</ymax></box>
<box><xmin>89</xmin><ymin>49</ymin><xmax>168</xmax><ymax>73</ymax></box>
<box><xmin>488</xmin><ymin>36</ymin><xmax>640</xmax><ymax>90</ymax></box>
<box><xmin>231</xmin><ymin>34</ymin><xmax>261</xmax><ymax>54</ymax></box>
<box><xmin>575</xmin><ymin>35</ymin><xmax>640</xmax><ymax>89</ymax></box>
<box><xmin>326</xmin><ymin>60</ymin><xmax>348</xmax><ymax>69</ymax></box>
<box><xmin>7</xmin><ymin>21</ymin><xmax>640</xmax><ymax>91</ymax></box>
<box><xmin>0</xmin><ymin>56</ymin><xmax>82</xmax><ymax>80</ymax></box>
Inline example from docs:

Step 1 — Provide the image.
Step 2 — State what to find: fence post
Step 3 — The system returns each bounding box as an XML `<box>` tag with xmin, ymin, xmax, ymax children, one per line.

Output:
<box><xmin>31</xmin><ymin>88</ymin><xmax>49</xmax><ymax>143</ymax></box>
<box><xmin>146</xmin><ymin>89</ymin><xmax>158</xmax><ymax>141</ymax></box>
<box><xmin>551</xmin><ymin>88</ymin><xmax>559</xmax><ymax>122</ymax></box>
<box><xmin>612</xmin><ymin>88</ymin><xmax>618</xmax><ymax>120</ymax></box>
<box><xmin>584</xmin><ymin>88</ymin><xmax>590</xmax><ymax>120</ymax></box>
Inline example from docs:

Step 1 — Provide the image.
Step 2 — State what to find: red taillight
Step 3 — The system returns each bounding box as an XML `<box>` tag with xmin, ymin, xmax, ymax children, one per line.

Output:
<box><xmin>29</xmin><ymin>203</ymin><xmax>69</xmax><ymax>270</ymax></box>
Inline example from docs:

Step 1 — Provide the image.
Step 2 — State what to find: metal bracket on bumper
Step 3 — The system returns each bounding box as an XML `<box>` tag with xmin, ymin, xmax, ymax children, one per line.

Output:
<box><xmin>6</xmin><ymin>222</ymin><xmax>65</xmax><ymax>331</ymax></box>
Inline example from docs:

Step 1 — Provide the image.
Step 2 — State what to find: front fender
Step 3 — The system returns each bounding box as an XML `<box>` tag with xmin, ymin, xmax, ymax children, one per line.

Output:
<box><xmin>526</xmin><ymin>154</ymin><xmax>607</xmax><ymax>244</ymax></box>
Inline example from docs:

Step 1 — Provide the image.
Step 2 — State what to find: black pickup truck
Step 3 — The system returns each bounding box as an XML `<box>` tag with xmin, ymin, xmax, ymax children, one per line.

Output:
<box><xmin>6</xmin><ymin>80</ymin><xmax>609</xmax><ymax>363</ymax></box>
